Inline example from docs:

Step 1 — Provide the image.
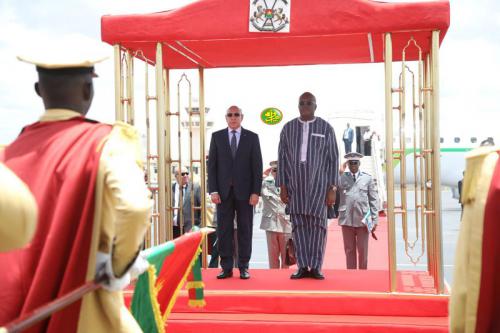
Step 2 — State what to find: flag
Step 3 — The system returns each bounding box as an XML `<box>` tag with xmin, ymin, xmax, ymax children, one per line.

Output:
<box><xmin>131</xmin><ymin>229</ymin><xmax>207</xmax><ymax>333</ymax></box>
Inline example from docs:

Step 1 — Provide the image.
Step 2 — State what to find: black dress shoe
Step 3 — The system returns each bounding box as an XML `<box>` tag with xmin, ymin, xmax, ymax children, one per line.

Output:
<box><xmin>239</xmin><ymin>269</ymin><xmax>250</xmax><ymax>279</ymax></box>
<box><xmin>216</xmin><ymin>270</ymin><xmax>233</xmax><ymax>279</ymax></box>
<box><xmin>310</xmin><ymin>268</ymin><xmax>325</xmax><ymax>280</ymax></box>
<box><xmin>290</xmin><ymin>267</ymin><xmax>309</xmax><ymax>279</ymax></box>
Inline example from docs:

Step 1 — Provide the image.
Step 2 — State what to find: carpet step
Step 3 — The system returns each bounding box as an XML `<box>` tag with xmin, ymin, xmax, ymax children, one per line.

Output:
<box><xmin>167</xmin><ymin>313</ymin><xmax>449</xmax><ymax>333</ymax></box>
<box><xmin>173</xmin><ymin>292</ymin><xmax>449</xmax><ymax>317</ymax></box>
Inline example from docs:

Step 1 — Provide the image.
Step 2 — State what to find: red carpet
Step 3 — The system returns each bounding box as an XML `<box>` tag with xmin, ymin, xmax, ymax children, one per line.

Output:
<box><xmin>167</xmin><ymin>313</ymin><xmax>448</xmax><ymax>333</ymax></box>
<box><xmin>171</xmin><ymin>269</ymin><xmax>448</xmax><ymax>317</ymax></box>
<box><xmin>324</xmin><ymin>218</ymin><xmax>389</xmax><ymax>270</ymax></box>
<box><xmin>124</xmin><ymin>217</ymin><xmax>449</xmax><ymax>332</ymax></box>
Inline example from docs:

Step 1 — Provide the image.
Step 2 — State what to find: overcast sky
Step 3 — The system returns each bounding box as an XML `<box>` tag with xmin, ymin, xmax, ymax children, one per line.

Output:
<box><xmin>1</xmin><ymin>0</ymin><xmax>499</xmax><ymax>164</ymax></box>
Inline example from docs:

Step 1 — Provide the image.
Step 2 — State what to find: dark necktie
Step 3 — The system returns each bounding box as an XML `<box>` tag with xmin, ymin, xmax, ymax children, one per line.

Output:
<box><xmin>353</xmin><ymin>174</ymin><xmax>356</xmax><ymax>182</ymax></box>
<box><xmin>230</xmin><ymin>130</ymin><xmax>237</xmax><ymax>158</ymax></box>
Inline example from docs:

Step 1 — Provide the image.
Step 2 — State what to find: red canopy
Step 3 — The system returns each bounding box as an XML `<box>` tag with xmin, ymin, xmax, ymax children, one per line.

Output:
<box><xmin>101</xmin><ymin>0</ymin><xmax>450</xmax><ymax>69</ymax></box>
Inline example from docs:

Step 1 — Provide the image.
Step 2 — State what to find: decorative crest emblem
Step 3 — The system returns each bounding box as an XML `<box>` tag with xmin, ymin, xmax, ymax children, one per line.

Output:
<box><xmin>260</xmin><ymin>107</ymin><xmax>283</xmax><ymax>125</ymax></box>
<box><xmin>249</xmin><ymin>0</ymin><xmax>290</xmax><ymax>33</ymax></box>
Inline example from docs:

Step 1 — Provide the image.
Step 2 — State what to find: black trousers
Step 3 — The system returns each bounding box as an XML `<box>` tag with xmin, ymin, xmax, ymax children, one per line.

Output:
<box><xmin>216</xmin><ymin>187</ymin><xmax>253</xmax><ymax>271</ymax></box>
<box><xmin>208</xmin><ymin>231</ymin><xmax>219</xmax><ymax>268</ymax></box>
<box><xmin>173</xmin><ymin>225</ymin><xmax>186</xmax><ymax>239</ymax></box>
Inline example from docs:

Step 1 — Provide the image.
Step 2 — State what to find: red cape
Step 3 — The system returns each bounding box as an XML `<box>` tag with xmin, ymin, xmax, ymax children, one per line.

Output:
<box><xmin>0</xmin><ymin>117</ymin><xmax>112</xmax><ymax>332</ymax></box>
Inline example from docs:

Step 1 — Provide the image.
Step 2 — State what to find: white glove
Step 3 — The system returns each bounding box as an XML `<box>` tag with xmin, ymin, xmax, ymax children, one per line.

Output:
<box><xmin>95</xmin><ymin>251</ymin><xmax>132</xmax><ymax>292</ymax></box>
<box><xmin>129</xmin><ymin>251</ymin><xmax>150</xmax><ymax>280</ymax></box>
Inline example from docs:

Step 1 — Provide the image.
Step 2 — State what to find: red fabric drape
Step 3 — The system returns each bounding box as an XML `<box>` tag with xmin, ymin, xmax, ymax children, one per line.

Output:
<box><xmin>0</xmin><ymin>118</ymin><xmax>112</xmax><ymax>333</ymax></box>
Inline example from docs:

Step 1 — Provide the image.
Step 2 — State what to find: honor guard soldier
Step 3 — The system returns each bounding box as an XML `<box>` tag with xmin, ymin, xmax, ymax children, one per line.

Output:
<box><xmin>450</xmin><ymin>145</ymin><xmax>500</xmax><ymax>333</ymax></box>
<box><xmin>0</xmin><ymin>42</ymin><xmax>152</xmax><ymax>333</ymax></box>
<box><xmin>338</xmin><ymin>152</ymin><xmax>379</xmax><ymax>270</ymax></box>
<box><xmin>260</xmin><ymin>161</ymin><xmax>292</xmax><ymax>269</ymax></box>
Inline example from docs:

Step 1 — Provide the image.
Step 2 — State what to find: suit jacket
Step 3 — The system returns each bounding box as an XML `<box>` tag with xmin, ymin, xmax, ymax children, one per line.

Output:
<box><xmin>343</xmin><ymin>127</ymin><xmax>354</xmax><ymax>143</ymax></box>
<box><xmin>208</xmin><ymin>127</ymin><xmax>263</xmax><ymax>201</ymax></box>
<box><xmin>172</xmin><ymin>182</ymin><xmax>201</xmax><ymax>231</ymax></box>
<box><xmin>337</xmin><ymin>171</ymin><xmax>378</xmax><ymax>227</ymax></box>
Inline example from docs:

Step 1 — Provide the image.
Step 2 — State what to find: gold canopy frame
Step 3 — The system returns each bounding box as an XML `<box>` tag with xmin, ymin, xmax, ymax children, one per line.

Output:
<box><xmin>111</xmin><ymin>31</ymin><xmax>445</xmax><ymax>294</ymax></box>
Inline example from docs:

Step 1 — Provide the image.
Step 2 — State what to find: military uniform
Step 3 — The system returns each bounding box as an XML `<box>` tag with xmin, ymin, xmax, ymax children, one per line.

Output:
<box><xmin>260</xmin><ymin>174</ymin><xmax>292</xmax><ymax>269</ymax></box>
<box><xmin>0</xmin><ymin>48</ymin><xmax>152</xmax><ymax>333</ymax></box>
<box><xmin>338</xmin><ymin>152</ymin><xmax>378</xmax><ymax>270</ymax></box>
<box><xmin>0</xmin><ymin>163</ymin><xmax>37</xmax><ymax>252</ymax></box>
<box><xmin>450</xmin><ymin>146</ymin><xmax>500</xmax><ymax>333</ymax></box>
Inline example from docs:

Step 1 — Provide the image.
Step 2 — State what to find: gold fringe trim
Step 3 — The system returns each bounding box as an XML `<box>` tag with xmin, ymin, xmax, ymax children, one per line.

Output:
<box><xmin>162</xmin><ymin>237</ymin><xmax>204</xmax><ymax>322</ymax></box>
<box><xmin>186</xmin><ymin>281</ymin><xmax>205</xmax><ymax>289</ymax></box>
<box><xmin>188</xmin><ymin>299</ymin><xmax>206</xmax><ymax>308</ymax></box>
<box><xmin>147</xmin><ymin>265</ymin><xmax>165</xmax><ymax>333</ymax></box>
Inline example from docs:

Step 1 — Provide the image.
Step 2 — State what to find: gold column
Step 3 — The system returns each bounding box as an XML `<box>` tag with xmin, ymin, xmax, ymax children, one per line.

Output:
<box><xmin>384</xmin><ymin>33</ymin><xmax>397</xmax><ymax>292</ymax></box>
<box><xmin>431</xmin><ymin>30</ymin><xmax>444</xmax><ymax>293</ymax></box>
<box><xmin>144</xmin><ymin>60</ymin><xmax>151</xmax><ymax>248</ymax></box>
<box><xmin>199</xmin><ymin>68</ymin><xmax>208</xmax><ymax>268</ymax></box>
<box><xmin>399</xmin><ymin>57</ymin><xmax>408</xmax><ymax>243</ymax></box>
<box><xmin>145</xmin><ymin>61</ymin><xmax>159</xmax><ymax>247</ymax></box>
<box><xmin>165</xmin><ymin>69</ymin><xmax>173</xmax><ymax>242</ymax></box>
<box><xmin>113</xmin><ymin>45</ymin><xmax>123</xmax><ymax>121</ymax></box>
<box><xmin>155</xmin><ymin>43</ymin><xmax>167</xmax><ymax>244</ymax></box>
<box><xmin>424</xmin><ymin>55</ymin><xmax>435</xmax><ymax>278</ymax></box>
<box><xmin>175</xmin><ymin>75</ymin><xmax>186</xmax><ymax>235</ymax></box>
<box><xmin>125</xmin><ymin>51</ymin><xmax>135</xmax><ymax>125</ymax></box>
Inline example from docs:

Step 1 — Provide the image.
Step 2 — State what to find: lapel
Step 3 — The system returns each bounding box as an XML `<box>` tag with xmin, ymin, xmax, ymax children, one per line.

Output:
<box><xmin>183</xmin><ymin>184</ymin><xmax>191</xmax><ymax>205</ymax></box>
<box><xmin>222</xmin><ymin>128</ymin><xmax>232</xmax><ymax>157</ymax></box>
<box><xmin>236</xmin><ymin>128</ymin><xmax>247</xmax><ymax>157</ymax></box>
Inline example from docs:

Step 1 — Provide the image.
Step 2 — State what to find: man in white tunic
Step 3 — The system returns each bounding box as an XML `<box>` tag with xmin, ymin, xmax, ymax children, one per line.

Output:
<box><xmin>276</xmin><ymin>92</ymin><xmax>339</xmax><ymax>280</ymax></box>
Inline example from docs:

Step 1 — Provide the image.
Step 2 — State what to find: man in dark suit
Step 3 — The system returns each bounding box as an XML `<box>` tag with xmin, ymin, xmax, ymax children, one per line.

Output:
<box><xmin>208</xmin><ymin>105</ymin><xmax>263</xmax><ymax>279</ymax></box>
<box><xmin>172</xmin><ymin>166</ymin><xmax>201</xmax><ymax>238</ymax></box>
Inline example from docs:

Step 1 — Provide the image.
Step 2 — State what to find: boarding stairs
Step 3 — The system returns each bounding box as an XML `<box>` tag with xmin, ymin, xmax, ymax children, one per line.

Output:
<box><xmin>359</xmin><ymin>140</ymin><xmax>387</xmax><ymax>211</ymax></box>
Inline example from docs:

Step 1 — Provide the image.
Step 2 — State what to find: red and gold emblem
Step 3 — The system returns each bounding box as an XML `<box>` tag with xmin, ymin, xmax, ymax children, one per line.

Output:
<box><xmin>249</xmin><ymin>0</ymin><xmax>290</xmax><ymax>33</ymax></box>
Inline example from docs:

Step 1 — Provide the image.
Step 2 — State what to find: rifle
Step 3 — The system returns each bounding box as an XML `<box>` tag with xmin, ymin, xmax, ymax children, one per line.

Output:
<box><xmin>1</xmin><ymin>270</ymin><xmax>107</xmax><ymax>333</ymax></box>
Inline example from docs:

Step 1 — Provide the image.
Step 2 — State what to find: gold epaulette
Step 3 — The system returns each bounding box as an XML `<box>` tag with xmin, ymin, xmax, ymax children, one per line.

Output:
<box><xmin>462</xmin><ymin>146</ymin><xmax>500</xmax><ymax>204</ymax></box>
<box><xmin>97</xmin><ymin>121</ymin><xmax>143</xmax><ymax>168</ymax></box>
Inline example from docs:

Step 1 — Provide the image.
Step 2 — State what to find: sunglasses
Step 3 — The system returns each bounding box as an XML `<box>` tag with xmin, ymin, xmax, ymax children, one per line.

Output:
<box><xmin>299</xmin><ymin>101</ymin><xmax>315</xmax><ymax>106</ymax></box>
<box><xmin>272</xmin><ymin>168</ymin><xmax>277</xmax><ymax>172</ymax></box>
<box><xmin>181</xmin><ymin>172</ymin><xmax>189</xmax><ymax>176</ymax></box>
<box><xmin>226</xmin><ymin>113</ymin><xmax>241</xmax><ymax>118</ymax></box>
<box><xmin>348</xmin><ymin>161</ymin><xmax>359</xmax><ymax>165</ymax></box>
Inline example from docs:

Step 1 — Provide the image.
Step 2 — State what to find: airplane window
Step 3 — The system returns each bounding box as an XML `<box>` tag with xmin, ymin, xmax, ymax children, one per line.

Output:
<box><xmin>454</xmin><ymin>137</ymin><xmax>460</xmax><ymax>143</ymax></box>
<box><xmin>440</xmin><ymin>137</ymin><xmax>444</xmax><ymax>143</ymax></box>
<box><xmin>471</xmin><ymin>137</ymin><xmax>477</xmax><ymax>143</ymax></box>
